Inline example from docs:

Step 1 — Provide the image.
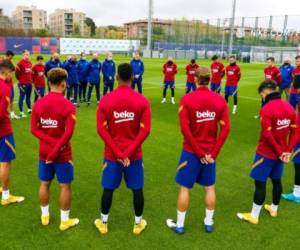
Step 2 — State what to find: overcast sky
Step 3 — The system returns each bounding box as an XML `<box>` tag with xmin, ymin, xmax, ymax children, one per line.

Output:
<box><xmin>0</xmin><ymin>0</ymin><xmax>299</xmax><ymax>26</ymax></box>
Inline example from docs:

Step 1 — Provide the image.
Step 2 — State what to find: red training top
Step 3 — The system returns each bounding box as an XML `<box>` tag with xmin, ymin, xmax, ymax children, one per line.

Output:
<box><xmin>186</xmin><ymin>63</ymin><xmax>199</xmax><ymax>83</ymax></box>
<box><xmin>97</xmin><ymin>84</ymin><xmax>151</xmax><ymax>161</ymax></box>
<box><xmin>179</xmin><ymin>87</ymin><xmax>230</xmax><ymax>159</ymax></box>
<box><xmin>264</xmin><ymin>66</ymin><xmax>281</xmax><ymax>85</ymax></box>
<box><xmin>31</xmin><ymin>92</ymin><xmax>76</xmax><ymax>163</ymax></box>
<box><xmin>290</xmin><ymin>67</ymin><xmax>300</xmax><ymax>94</ymax></box>
<box><xmin>256</xmin><ymin>95</ymin><xmax>297</xmax><ymax>160</ymax></box>
<box><xmin>163</xmin><ymin>63</ymin><xmax>178</xmax><ymax>81</ymax></box>
<box><xmin>0</xmin><ymin>79</ymin><xmax>13</xmax><ymax>137</ymax></box>
<box><xmin>211</xmin><ymin>62</ymin><xmax>225</xmax><ymax>84</ymax></box>
<box><xmin>32</xmin><ymin>64</ymin><xmax>46</xmax><ymax>88</ymax></box>
<box><xmin>226</xmin><ymin>64</ymin><xmax>241</xmax><ymax>86</ymax></box>
<box><xmin>15</xmin><ymin>59</ymin><xmax>32</xmax><ymax>84</ymax></box>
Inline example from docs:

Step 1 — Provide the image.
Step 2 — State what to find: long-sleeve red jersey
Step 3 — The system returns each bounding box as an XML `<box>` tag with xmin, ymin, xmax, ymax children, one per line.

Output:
<box><xmin>0</xmin><ymin>79</ymin><xmax>13</xmax><ymax>137</ymax></box>
<box><xmin>97</xmin><ymin>84</ymin><xmax>151</xmax><ymax>161</ymax></box>
<box><xmin>15</xmin><ymin>59</ymin><xmax>32</xmax><ymax>84</ymax></box>
<box><xmin>211</xmin><ymin>62</ymin><xmax>225</xmax><ymax>84</ymax></box>
<box><xmin>186</xmin><ymin>63</ymin><xmax>199</xmax><ymax>83</ymax></box>
<box><xmin>264</xmin><ymin>66</ymin><xmax>281</xmax><ymax>85</ymax></box>
<box><xmin>179</xmin><ymin>87</ymin><xmax>230</xmax><ymax>159</ymax></box>
<box><xmin>31</xmin><ymin>92</ymin><xmax>76</xmax><ymax>163</ymax></box>
<box><xmin>32</xmin><ymin>63</ymin><xmax>45</xmax><ymax>88</ymax></box>
<box><xmin>226</xmin><ymin>64</ymin><xmax>241</xmax><ymax>86</ymax></box>
<box><xmin>256</xmin><ymin>94</ymin><xmax>297</xmax><ymax>160</ymax></box>
<box><xmin>291</xmin><ymin>67</ymin><xmax>300</xmax><ymax>94</ymax></box>
<box><xmin>163</xmin><ymin>63</ymin><xmax>177</xmax><ymax>81</ymax></box>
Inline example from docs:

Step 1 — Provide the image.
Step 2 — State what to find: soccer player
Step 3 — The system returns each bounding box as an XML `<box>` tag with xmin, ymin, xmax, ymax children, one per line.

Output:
<box><xmin>102</xmin><ymin>52</ymin><xmax>116</xmax><ymax>95</ymax></box>
<box><xmin>31</xmin><ymin>68</ymin><xmax>79</xmax><ymax>231</ymax></box>
<box><xmin>237</xmin><ymin>80</ymin><xmax>297</xmax><ymax>225</ymax></box>
<box><xmin>77</xmin><ymin>52</ymin><xmax>89</xmax><ymax>103</ymax></box>
<box><xmin>210</xmin><ymin>55</ymin><xmax>225</xmax><ymax>93</ymax></box>
<box><xmin>166</xmin><ymin>67</ymin><xmax>230</xmax><ymax>234</ymax></box>
<box><xmin>161</xmin><ymin>57</ymin><xmax>177</xmax><ymax>104</ymax></box>
<box><xmin>32</xmin><ymin>55</ymin><xmax>46</xmax><ymax>102</ymax></box>
<box><xmin>0</xmin><ymin>60</ymin><xmax>25</xmax><ymax>205</ymax></box>
<box><xmin>2</xmin><ymin>50</ymin><xmax>19</xmax><ymax>119</ymax></box>
<box><xmin>86</xmin><ymin>53</ymin><xmax>101</xmax><ymax>106</ymax></box>
<box><xmin>185</xmin><ymin>59</ymin><xmax>199</xmax><ymax>94</ymax></box>
<box><xmin>64</xmin><ymin>55</ymin><xmax>79</xmax><ymax>106</ymax></box>
<box><xmin>264</xmin><ymin>57</ymin><xmax>281</xmax><ymax>86</ymax></box>
<box><xmin>279</xmin><ymin>57</ymin><xmax>294</xmax><ymax>100</ymax></box>
<box><xmin>282</xmin><ymin>72</ymin><xmax>300</xmax><ymax>203</ymax></box>
<box><xmin>289</xmin><ymin>55</ymin><xmax>300</xmax><ymax>109</ymax></box>
<box><xmin>95</xmin><ymin>63</ymin><xmax>151</xmax><ymax>235</ymax></box>
<box><xmin>130</xmin><ymin>51</ymin><xmax>144</xmax><ymax>94</ymax></box>
<box><xmin>15</xmin><ymin>50</ymin><xmax>33</xmax><ymax>118</ymax></box>
<box><xmin>45</xmin><ymin>53</ymin><xmax>62</xmax><ymax>92</ymax></box>
<box><xmin>225</xmin><ymin>56</ymin><xmax>241</xmax><ymax>114</ymax></box>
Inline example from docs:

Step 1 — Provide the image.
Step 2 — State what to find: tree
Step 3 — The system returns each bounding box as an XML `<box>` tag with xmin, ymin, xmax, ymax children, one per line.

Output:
<box><xmin>85</xmin><ymin>17</ymin><xmax>96</xmax><ymax>36</ymax></box>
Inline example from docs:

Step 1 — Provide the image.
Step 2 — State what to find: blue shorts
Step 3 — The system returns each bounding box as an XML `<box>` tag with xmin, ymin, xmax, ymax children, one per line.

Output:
<box><xmin>211</xmin><ymin>83</ymin><xmax>221</xmax><ymax>92</ymax></box>
<box><xmin>35</xmin><ymin>87</ymin><xmax>45</xmax><ymax>97</ymax></box>
<box><xmin>176</xmin><ymin>150</ymin><xmax>216</xmax><ymax>189</ymax></box>
<box><xmin>186</xmin><ymin>82</ymin><xmax>196</xmax><ymax>92</ymax></box>
<box><xmin>289</xmin><ymin>93</ymin><xmax>300</xmax><ymax>109</ymax></box>
<box><xmin>293</xmin><ymin>144</ymin><xmax>300</xmax><ymax>164</ymax></box>
<box><xmin>0</xmin><ymin>135</ymin><xmax>16</xmax><ymax>163</ymax></box>
<box><xmin>250</xmin><ymin>154</ymin><xmax>283</xmax><ymax>182</ymax></box>
<box><xmin>38</xmin><ymin>160</ymin><xmax>74</xmax><ymax>184</ymax></box>
<box><xmin>225</xmin><ymin>86</ymin><xmax>238</xmax><ymax>96</ymax></box>
<box><xmin>280</xmin><ymin>83</ymin><xmax>291</xmax><ymax>90</ymax></box>
<box><xmin>164</xmin><ymin>81</ymin><xmax>175</xmax><ymax>89</ymax></box>
<box><xmin>102</xmin><ymin>159</ymin><xmax>144</xmax><ymax>190</ymax></box>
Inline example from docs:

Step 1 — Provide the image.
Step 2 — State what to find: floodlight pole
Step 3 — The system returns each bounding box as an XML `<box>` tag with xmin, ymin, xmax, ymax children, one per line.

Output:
<box><xmin>228</xmin><ymin>0</ymin><xmax>236</xmax><ymax>56</ymax></box>
<box><xmin>147</xmin><ymin>0</ymin><xmax>153</xmax><ymax>54</ymax></box>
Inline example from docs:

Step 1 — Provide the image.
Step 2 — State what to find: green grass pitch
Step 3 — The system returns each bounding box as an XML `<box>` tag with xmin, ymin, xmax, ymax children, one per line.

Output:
<box><xmin>0</xmin><ymin>54</ymin><xmax>299</xmax><ymax>249</ymax></box>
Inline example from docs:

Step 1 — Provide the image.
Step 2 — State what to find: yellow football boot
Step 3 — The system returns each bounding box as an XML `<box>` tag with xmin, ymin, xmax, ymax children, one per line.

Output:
<box><xmin>1</xmin><ymin>195</ymin><xmax>25</xmax><ymax>206</ymax></box>
<box><xmin>94</xmin><ymin>219</ymin><xmax>108</xmax><ymax>235</ymax></box>
<box><xmin>41</xmin><ymin>215</ymin><xmax>50</xmax><ymax>226</ymax></box>
<box><xmin>59</xmin><ymin>218</ymin><xmax>79</xmax><ymax>231</ymax></box>
<box><xmin>133</xmin><ymin>219</ymin><xmax>147</xmax><ymax>235</ymax></box>
<box><xmin>237</xmin><ymin>213</ymin><xmax>259</xmax><ymax>225</ymax></box>
<box><xmin>264</xmin><ymin>204</ymin><xmax>278</xmax><ymax>217</ymax></box>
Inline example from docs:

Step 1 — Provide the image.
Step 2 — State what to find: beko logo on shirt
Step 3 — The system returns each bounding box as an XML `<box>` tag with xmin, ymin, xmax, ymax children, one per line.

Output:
<box><xmin>196</xmin><ymin>111</ymin><xmax>216</xmax><ymax>123</ymax></box>
<box><xmin>114</xmin><ymin>111</ymin><xmax>135</xmax><ymax>124</ymax></box>
<box><xmin>276</xmin><ymin>119</ymin><xmax>290</xmax><ymax>130</ymax></box>
<box><xmin>40</xmin><ymin>118</ymin><xmax>58</xmax><ymax>128</ymax></box>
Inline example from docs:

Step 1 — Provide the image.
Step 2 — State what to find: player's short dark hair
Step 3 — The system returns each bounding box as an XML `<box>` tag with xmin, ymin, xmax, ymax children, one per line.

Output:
<box><xmin>48</xmin><ymin>68</ymin><xmax>68</xmax><ymax>86</ymax></box>
<box><xmin>266</xmin><ymin>56</ymin><xmax>275</xmax><ymax>62</ymax></box>
<box><xmin>37</xmin><ymin>55</ymin><xmax>43</xmax><ymax>61</ymax></box>
<box><xmin>5</xmin><ymin>50</ymin><xmax>14</xmax><ymax>57</ymax></box>
<box><xmin>211</xmin><ymin>55</ymin><xmax>218</xmax><ymax>61</ymax></box>
<box><xmin>258</xmin><ymin>80</ymin><xmax>277</xmax><ymax>93</ymax></box>
<box><xmin>295</xmin><ymin>55</ymin><xmax>300</xmax><ymax>60</ymax></box>
<box><xmin>117</xmin><ymin>63</ymin><xmax>133</xmax><ymax>82</ymax></box>
<box><xmin>0</xmin><ymin>60</ymin><xmax>15</xmax><ymax>72</ymax></box>
<box><xmin>191</xmin><ymin>59</ymin><xmax>196</xmax><ymax>64</ymax></box>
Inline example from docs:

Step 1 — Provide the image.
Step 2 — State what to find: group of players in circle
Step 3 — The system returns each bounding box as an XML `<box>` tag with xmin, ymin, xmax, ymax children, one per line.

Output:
<box><xmin>0</xmin><ymin>49</ymin><xmax>300</xmax><ymax>235</ymax></box>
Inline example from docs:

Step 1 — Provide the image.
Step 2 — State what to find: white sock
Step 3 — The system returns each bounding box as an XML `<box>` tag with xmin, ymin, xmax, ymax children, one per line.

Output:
<box><xmin>293</xmin><ymin>185</ymin><xmax>300</xmax><ymax>197</ymax></box>
<box><xmin>271</xmin><ymin>204</ymin><xmax>278</xmax><ymax>212</ymax></box>
<box><xmin>60</xmin><ymin>210</ymin><xmax>70</xmax><ymax>222</ymax></box>
<box><xmin>204</xmin><ymin>208</ymin><xmax>214</xmax><ymax>226</ymax></box>
<box><xmin>251</xmin><ymin>203</ymin><xmax>262</xmax><ymax>219</ymax></box>
<box><xmin>41</xmin><ymin>205</ymin><xmax>49</xmax><ymax>216</ymax></box>
<box><xmin>135</xmin><ymin>215</ymin><xmax>142</xmax><ymax>224</ymax></box>
<box><xmin>2</xmin><ymin>190</ymin><xmax>9</xmax><ymax>200</ymax></box>
<box><xmin>233</xmin><ymin>105</ymin><xmax>237</xmax><ymax>112</ymax></box>
<box><xmin>171</xmin><ymin>97</ymin><xmax>175</xmax><ymax>101</ymax></box>
<box><xmin>176</xmin><ymin>210</ymin><xmax>186</xmax><ymax>228</ymax></box>
<box><xmin>101</xmin><ymin>213</ymin><xmax>109</xmax><ymax>223</ymax></box>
